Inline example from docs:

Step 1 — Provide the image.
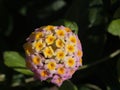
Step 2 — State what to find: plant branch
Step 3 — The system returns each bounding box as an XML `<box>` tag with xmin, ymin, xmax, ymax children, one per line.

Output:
<box><xmin>79</xmin><ymin>49</ymin><xmax>120</xmax><ymax>70</ymax></box>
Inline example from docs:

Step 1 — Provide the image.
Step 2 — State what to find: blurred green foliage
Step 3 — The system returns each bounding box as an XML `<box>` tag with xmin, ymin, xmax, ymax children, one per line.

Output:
<box><xmin>0</xmin><ymin>0</ymin><xmax>120</xmax><ymax>90</ymax></box>
<box><xmin>108</xmin><ymin>19</ymin><xmax>120</xmax><ymax>36</ymax></box>
<box><xmin>3</xmin><ymin>51</ymin><xmax>33</xmax><ymax>75</ymax></box>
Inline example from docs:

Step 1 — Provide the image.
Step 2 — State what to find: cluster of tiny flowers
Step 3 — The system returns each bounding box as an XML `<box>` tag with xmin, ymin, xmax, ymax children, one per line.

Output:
<box><xmin>23</xmin><ymin>25</ymin><xmax>83</xmax><ymax>86</ymax></box>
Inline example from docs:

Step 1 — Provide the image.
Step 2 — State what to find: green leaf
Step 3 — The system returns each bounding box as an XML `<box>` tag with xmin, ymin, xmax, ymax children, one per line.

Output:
<box><xmin>14</xmin><ymin>68</ymin><xmax>33</xmax><ymax>75</ymax></box>
<box><xmin>59</xmin><ymin>80</ymin><xmax>78</xmax><ymax>90</ymax></box>
<box><xmin>64</xmin><ymin>20</ymin><xmax>78</xmax><ymax>34</ymax></box>
<box><xmin>88</xmin><ymin>0</ymin><xmax>103</xmax><ymax>27</ymax></box>
<box><xmin>52</xmin><ymin>19</ymin><xmax>78</xmax><ymax>34</ymax></box>
<box><xmin>108</xmin><ymin>19</ymin><xmax>120</xmax><ymax>37</ymax></box>
<box><xmin>88</xmin><ymin>7</ymin><xmax>103</xmax><ymax>27</ymax></box>
<box><xmin>4</xmin><ymin>51</ymin><xmax>26</xmax><ymax>67</ymax></box>
<box><xmin>89</xmin><ymin>8</ymin><xmax>98</xmax><ymax>27</ymax></box>
<box><xmin>52</xmin><ymin>0</ymin><xmax>66</xmax><ymax>11</ymax></box>
<box><xmin>3</xmin><ymin>51</ymin><xmax>33</xmax><ymax>75</ymax></box>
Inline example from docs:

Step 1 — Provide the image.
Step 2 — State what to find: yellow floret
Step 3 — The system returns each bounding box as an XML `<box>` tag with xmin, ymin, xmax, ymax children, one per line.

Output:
<box><xmin>32</xmin><ymin>56</ymin><xmax>41</xmax><ymax>65</ymax></box>
<box><xmin>65</xmin><ymin>27</ymin><xmax>71</xmax><ymax>32</ymax></box>
<box><xmin>67</xmin><ymin>57</ymin><xmax>75</xmax><ymax>67</ymax></box>
<box><xmin>45</xmin><ymin>25</ymin><xmax>54</xmax><ymax>31</ymax></box>
<box><xmin>77</xmin><ymin>50</ymin><xmax>83</xmax><ymax>57</ymax></box>
<box><xmin>69</xmin><ymin>69</ymin><xmax>75</xmax><ymax>75</ymax></box>
<box><xmin>40</xmin><ymin>70</ymin><xmax>48</xmax><ymax>77</ymax></box>
<box><xmin>33</xmin><ymin>41</ymin><xmax>44</xmax><ymax>52</ymax></box>
<box><xmin>66</xmin><ymin>44</ymin><xmax>75</xmax><ymax>53</ymax></box>
<box><xmin>56</xmin><ymin>50</ymin><xmax>65</xmax><ymax>60</ymax></box>
<box><xmin>57</xmin><ymin>67</ymin><xmax>65</xmax><ymax>75</ymax></box>
<box><xmin>23</xmin><ymin>43</ymin><xmax>33</xmax><ymax>55</ymax></box>
<box><xmin>35</xmin><ymin>32</ymin><xmax>43</xmax><ymax>40</ymax></box>
<box><xmin>45</xmin><ymin>35</ymin><xmax>55</xmax><ymax>45</ymax></box>
<box><xmin>56</xmin><ymin>29</ymin><xmax>65</xmax><ymax>37</ymax></box>
<box><xmin>47</xmin><ymin>62</ymin><xmax>56</xmax><ymax>71</ymax></box>
<box><xmin>56</xmin><ymin>77</ymin><xmax>62</xmax><ymax>85</ymax></box>
<box><xmin>43</xmin><ymin>46</ymin><xmax>54</xmax><ymax>58</ymax></box>
<box><xmin>79</xmin><ymin>58</ymin><xmax>82</xmax><ymax>64</ymax></box>
<box><xmin>69</xmin><ymin>36</ymin><xmax>76</xmax><ymax>44</ymax></box>
<box><xmin>55</xmin><ymin>39</ymin><xmax>64</xmax><ymax>48</ymax></box>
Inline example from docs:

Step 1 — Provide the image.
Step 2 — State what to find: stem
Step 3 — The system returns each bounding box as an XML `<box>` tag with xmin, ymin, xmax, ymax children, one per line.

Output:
<box><xmin>78</xmin><ymin>49</ymin><xmax>120</xmax><ymax>70</ymax></box>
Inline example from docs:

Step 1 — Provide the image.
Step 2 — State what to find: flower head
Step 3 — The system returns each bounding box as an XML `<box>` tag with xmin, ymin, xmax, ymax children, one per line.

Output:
<box><xmin>23</xmin><ymin>25</ymin><xmax>83</xmax><ymax>86</ymax></box>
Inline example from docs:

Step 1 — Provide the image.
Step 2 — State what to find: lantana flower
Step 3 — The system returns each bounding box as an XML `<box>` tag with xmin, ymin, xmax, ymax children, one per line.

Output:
<box><xmin>23</xmin><ymin>25</ymin><xmax>83</xmax><ymax>86</ymax></box>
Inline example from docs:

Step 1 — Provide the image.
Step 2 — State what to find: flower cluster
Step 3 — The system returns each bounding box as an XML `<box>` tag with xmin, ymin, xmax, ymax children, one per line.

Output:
<box><xmin>23</xmin><ymin>25</ymin><xmax>83</xmax><ymax>86</ymax></box>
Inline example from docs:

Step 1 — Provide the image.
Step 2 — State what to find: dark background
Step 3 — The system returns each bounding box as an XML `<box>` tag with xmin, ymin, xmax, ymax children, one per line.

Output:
<box><xmin>0</xmin><ymin>0</ymin><xmax>120</xmax><ymax>90</ymax></box>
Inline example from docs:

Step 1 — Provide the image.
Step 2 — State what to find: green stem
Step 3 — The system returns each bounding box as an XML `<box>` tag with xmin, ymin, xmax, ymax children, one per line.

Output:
<box><xmin>78</xmin><ymin>49</ymin><xmax>120</xmax><ymax>70</ymax></box>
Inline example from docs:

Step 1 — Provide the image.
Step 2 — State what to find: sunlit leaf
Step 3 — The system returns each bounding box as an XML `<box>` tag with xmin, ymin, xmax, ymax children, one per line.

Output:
<box><xmin>59</xmin><ymin>80</ymin><xmax>78</xmax><ymax>90</ymax></box>
<box><xmin>108</xmin><ymin>19</ymin><xmax>120</xmax><ymax>37</ymax></box>
<box><xmin>3</xmin><ymin>51</ymin><xmax>33</xmax><ymax>75</ymax></box>
<box><xmin>4</xmin><ymin>51</ymin><xmax>26</xmax><ymax>67</ymax></box>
